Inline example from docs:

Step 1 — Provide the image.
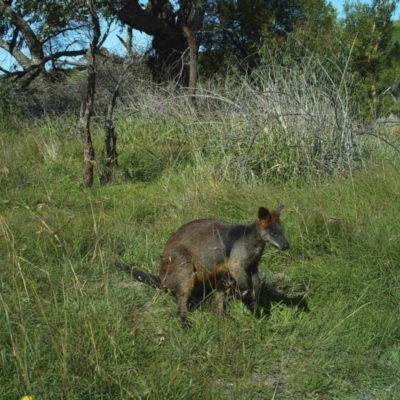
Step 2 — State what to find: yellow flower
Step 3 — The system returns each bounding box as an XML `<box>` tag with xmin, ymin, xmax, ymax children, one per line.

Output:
<box><xmin>21</xmin><ymin>396</ymin><xmax>34</xmax><ymax>400</ymax></box>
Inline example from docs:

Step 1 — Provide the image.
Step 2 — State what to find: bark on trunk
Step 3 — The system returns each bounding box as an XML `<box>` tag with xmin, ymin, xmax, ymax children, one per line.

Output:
<box><xmin>79</xmin><ymin>0</ymin><xmax>100</xmax><ymax>187</ymax></box>
<box><xmin>80</xmin><ymin>89</ymin><xmax>96</xmax><ymax>187</ymax></box>
<box><xmin>182</xmin><ymin>25</ymin><xmax>198</xmax><ymax>109</ymax></box>
<box><xmin>100</xmin><ymin>63</ymin><xmax>133</xmax><ymax>184</ymax></box>
<box><xmin>116</xmin><ymin>0</ymin><xmax>206</xmax><ymax>110</ymax></box>
<box><xmin>100</xmin><ymin>88</ymin><xmax>119</xmax><ymax>185</ymax></box>
<box><xmin>100</xmin><ymin>117</ymin><xmax>117</xmax><ymax>185</ymax></box>
<box><xmin>117</xmin><ymin>0</ymin><xmax>205</xmax><ymax>86</ymax></box>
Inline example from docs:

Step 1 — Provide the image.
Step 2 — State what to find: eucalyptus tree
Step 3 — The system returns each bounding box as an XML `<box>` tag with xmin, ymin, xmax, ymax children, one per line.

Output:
<box><xmin>0</xmin><ymin>0</ymin><xmax>115</xmax><ymax>87</ymax></box>
<box><xmin>200</xmin><ymin>0</ymin><xmax>313</xmax><ymax>73</ymax></box>
<box><xmin>0</xmin><ymin>0</ymin><xmax>115</xmax><ymax>186</ymax></box>
<box><xmin>116</xmin><ymin>0</ymin><xmax>206</xmax><ymax>107</ymax></box>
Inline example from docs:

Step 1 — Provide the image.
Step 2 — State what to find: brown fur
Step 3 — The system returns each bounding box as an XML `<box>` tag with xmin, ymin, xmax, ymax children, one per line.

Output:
<box><xmin>158</xmin><ymin>206</ymin><xmax>289</xmax><ymax>324</ymax></box>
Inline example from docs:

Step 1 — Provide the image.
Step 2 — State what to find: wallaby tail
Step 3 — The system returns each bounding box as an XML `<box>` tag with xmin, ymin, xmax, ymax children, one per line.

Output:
<box><xmin>115</xmin><ymin>261</ymin><xmax>161</xmax><ymax>288</ymax></box>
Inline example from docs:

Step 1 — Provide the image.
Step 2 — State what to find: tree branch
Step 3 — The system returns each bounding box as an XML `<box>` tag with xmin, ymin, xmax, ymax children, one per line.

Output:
<box><xmin>0</xmin><ymin>37</ymin><xmax>32</xmax><ymax>69</ymax></box>
<box><xmin>98</xmin><ymin>17</ymin><xmax>114</xmax><ymax>49</ymax></box>
<box><xmin>43</xmin><ymin>49</ymin><xmax>88</xmax><ymax>64</ymax></box>
<box><xmin>7</xmin><ymin>49</ymin><xmax>88</xmax><ymax>78</ymax></box>
<box><xmin>117</xmin><ymin>0</ymin><xmax>177</xmax><ymax>39</ymax></box>
<box><xmin>0</xmin><ymin>65</ymin><xmax>12</xmax><ymax>75</ymax></box>
<box><xmin>41</xmin><ymin>24</ymin><xmax>89</xmax><ymax>45</ymax></box>
<box><xmin>9</xmin><ymin>26</ymin><xmax>19</xmax><ymax>53</ymax></box>
<box><xmin>2</xmin><ymin>48</ymin><xmax>88</xmax><ymax>88</ymax></box>
<box><xmin>0</xmin><ymin>0</ymin><xmax>43</xmax><ymax>62</ymax></box>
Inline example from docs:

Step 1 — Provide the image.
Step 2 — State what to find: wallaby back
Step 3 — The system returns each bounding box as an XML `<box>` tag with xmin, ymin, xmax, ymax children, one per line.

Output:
<box><xmin>159</xmin><ymin>206</ymin><xmax>289</xmax><ymax>323</ymax></box>
<box><xmin>116</xmin><ymin>206</ymin><xmax>289</xmax><ymax>326</ymax></box>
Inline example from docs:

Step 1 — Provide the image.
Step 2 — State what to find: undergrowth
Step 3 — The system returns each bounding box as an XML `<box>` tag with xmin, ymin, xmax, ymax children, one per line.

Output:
<box><xmin>1</xmin><ymin>57</ymin><xmax>400</xmax><ymax>397</ymax></box>
<box><xmin>1</xmin><ymin>117</ymin><xmax>400</xmax><ymax>398</ymax></box>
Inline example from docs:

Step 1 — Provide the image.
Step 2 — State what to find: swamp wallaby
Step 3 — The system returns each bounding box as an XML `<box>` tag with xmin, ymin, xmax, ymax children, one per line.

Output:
<box><xmin>117</xmin><ymin>206</ymin><xmax>289</xmax><ymax>325</ymax></box>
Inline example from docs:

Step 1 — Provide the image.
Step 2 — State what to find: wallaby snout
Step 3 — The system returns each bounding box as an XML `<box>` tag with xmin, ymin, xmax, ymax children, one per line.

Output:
<box><xmin>275</xmin><ymin>238</ymin><xmax>290</xmax><ymax>251</ymax></box>
<box><xmin>281</xmin><ymin>241</ymin><xmax>290</xmax><ymax>251</ymax></box>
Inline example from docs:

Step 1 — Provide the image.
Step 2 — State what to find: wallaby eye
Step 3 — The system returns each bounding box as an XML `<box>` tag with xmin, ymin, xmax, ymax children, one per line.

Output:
<box><xmin>271</xmin><ymin>229</ymin><xmax>278</xmax><ymax>236</ymax></box>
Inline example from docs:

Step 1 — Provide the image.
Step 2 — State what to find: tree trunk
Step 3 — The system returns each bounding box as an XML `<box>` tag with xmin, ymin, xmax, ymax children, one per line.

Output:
<box><xmin>79</xmin><ymin>0</ymin><xmax>100</xmax><ymax>187</ymax></box>
<box><xmin>100</xmin><ymin>63</ymin><xmax>133</xmax><ymax>184</ymax></box>
<box><xmin>182</xmin><ymin>25</ymin><xmax>198</xmax><ymax>109</ymax></box>
<box><xmin>100</xmin><ymin>116</ymin><xmax>118</xmax><ymax>185</ymax></box>
<box><xmin>117</xmin><ymin>0</ymin><xmax>205</xmax><ymax>87</ymax></box>
<box><xmin>100</xmin><ymin>86</ymin><xmax>120</xmax><ymax>185</ymax></box>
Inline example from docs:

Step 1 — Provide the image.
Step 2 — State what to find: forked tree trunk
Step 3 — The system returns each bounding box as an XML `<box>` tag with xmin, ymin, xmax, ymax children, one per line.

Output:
<box><xmin>100</xmin><ymin>63</ymin><xmax>133</xmax><ymax>184</ymax></box>
<box><xmin>79</xmin><ymin>0</ymin><xmax>100</xmax><ymax>187</ymax></box>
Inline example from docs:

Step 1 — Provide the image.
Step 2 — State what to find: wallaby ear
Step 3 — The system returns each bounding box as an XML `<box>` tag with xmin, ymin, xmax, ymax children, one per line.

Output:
<box><xmin>275</xmin><ymin>204</ymin><xmax>285</xmax><ymax>214</ymax></box>
<box><xmin>258</xmin><ymin>207</ymin><xmax>271</xmax><ymax>221</ymax></box>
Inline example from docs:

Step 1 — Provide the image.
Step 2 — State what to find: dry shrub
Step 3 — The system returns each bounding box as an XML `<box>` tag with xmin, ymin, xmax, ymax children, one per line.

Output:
<box><xmin>4</xmin><ymin>52</ymin><xmax>366</xmax><ymax>182</ymax></box>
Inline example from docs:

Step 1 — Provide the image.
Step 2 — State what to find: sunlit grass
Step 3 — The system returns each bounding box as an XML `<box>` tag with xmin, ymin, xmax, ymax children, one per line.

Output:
<box><xmin>1</xmin><ymin>117</ymin><xmax>400</xmax><ymax>399</ymax></box>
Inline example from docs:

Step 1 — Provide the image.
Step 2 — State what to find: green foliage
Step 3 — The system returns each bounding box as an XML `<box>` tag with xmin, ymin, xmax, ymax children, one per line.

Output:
<box><xmin>200</xmin><ymin>0</ymin><xmax>325</xmax><ymax>74</ymax></box>
<box><xmin>392</xmin><ymin>19</ymin><xmax>400</xmax><ymax>42</ymax></box>
<box><xmin>342</xmin><ymin>0</ymin><xmax>400</xmax><ymax>119</ymax></box>
<box><xmin>273</xmin><ymin>0</ymin><xmax>338</xmax><ymax>59</ymax></box>
<box><xmin>256</xmin><ymin>0</ymin><xmax>400</xmax><ymax>120</ymax></box>
<box><xmin>3</xmin><ymin>0</ymin><xmax>400</xmax><ymax>122</ymax></box>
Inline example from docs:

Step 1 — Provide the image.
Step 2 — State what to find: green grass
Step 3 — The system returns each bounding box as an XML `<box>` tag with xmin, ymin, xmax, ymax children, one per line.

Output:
<box><xmin>1</xmin><ymin>118</ymin><xmax>400</xmax><ymax>399</ymax></box>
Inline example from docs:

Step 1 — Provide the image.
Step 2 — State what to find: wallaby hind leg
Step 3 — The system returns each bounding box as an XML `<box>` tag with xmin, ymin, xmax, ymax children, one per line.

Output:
<box><xmin>164</xmin><ymin>244</ymin><xmax>203</xmax><ymax>327</ymax></box>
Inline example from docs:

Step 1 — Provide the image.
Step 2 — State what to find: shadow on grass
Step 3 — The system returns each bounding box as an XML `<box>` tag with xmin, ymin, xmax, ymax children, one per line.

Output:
<box><xmin>115</xmin><ymin>261</ymin><xmax>309</xmax><ymax>321</ymax></box>
<box><xmin>189</xmin><ymin>275</ymin><xmax>309</xmax><ymax>318</ymax></box>
<box><xmin>240</xmin><ymin>277</ymin><xmax>309</xmax><ymax>317</ymax></box>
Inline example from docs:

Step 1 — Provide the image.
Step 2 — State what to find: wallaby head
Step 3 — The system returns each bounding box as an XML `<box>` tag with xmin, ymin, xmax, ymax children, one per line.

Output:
<box><xmin>257</xmin><ymin>205</ymin><xmax>289</xmax><ymax>251</ymax></box>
